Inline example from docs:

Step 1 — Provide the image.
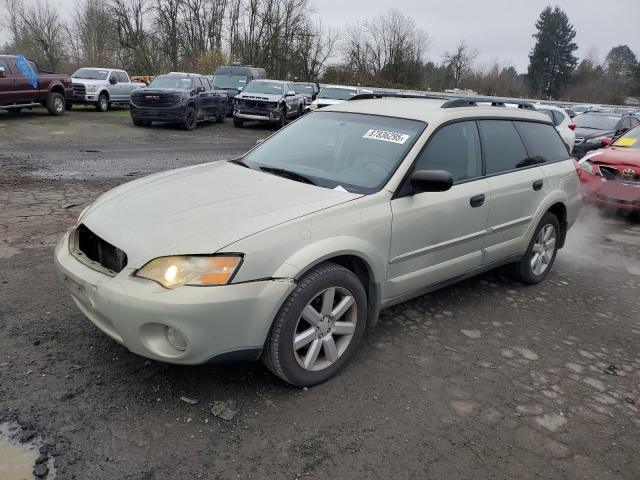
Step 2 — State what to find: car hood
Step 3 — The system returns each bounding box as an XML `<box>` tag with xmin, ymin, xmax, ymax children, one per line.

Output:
<box><xmin>71</xmin><ymin>78</ymin><xmax>107</xmax><ymax>86</ymax></box>
<box><xmin>588</xmin><ymin>147</ymin><xmax>640</xmax><ymax>167</ymax></box>
<box><xmin>81</xmin><ymin>161</ymin><xmax>361</xmax><ymax>268</ymax></box>
<box><xmin>574</xmin><ymin>127</ymin><xmax>614</xmax><ymax>139</ymax></box>
<box><xmin>133</xmin><ymin>88</ymin><xmax>187</xmax><ymax>95</ymax></box>
<box><xmin>236</xmin><ymin>92</ymin><xmax>283</xmax><ymax>102</ymax></box>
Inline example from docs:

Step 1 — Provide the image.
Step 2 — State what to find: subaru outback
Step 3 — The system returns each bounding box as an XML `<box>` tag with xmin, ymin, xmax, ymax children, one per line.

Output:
<box><xmin>54</xmin><ymin>95</ymin><xmax>581</xmax><ymax>386</ymax></box>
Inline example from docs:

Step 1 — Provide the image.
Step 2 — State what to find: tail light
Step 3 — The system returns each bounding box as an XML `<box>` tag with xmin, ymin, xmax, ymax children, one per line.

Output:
<box><xmin>568</xmin><ymin>123</ymin><xmax>576</xmax><ymax>131</ymax></box>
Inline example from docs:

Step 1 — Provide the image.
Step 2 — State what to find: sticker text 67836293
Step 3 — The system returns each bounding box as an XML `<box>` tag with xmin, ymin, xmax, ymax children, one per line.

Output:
<box><xmin>362</xmin><ymin>129</ymin><xmax>410</xmax><ymax>144</ymax></box>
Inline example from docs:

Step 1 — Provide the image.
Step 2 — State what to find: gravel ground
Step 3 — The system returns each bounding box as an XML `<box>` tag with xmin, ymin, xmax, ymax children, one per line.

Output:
<box><xmin>1</xmin><ymin>107</ymin><xmax>639</xmax><ymax>480</ymax></box>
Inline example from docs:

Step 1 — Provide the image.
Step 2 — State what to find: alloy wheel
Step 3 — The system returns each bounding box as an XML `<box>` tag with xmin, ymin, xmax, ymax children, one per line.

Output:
<box><xmin>531</xmin><ymin>224</ymin><xmax>556</xmax><ymax>275</ymax></box>
<box><xmin>293</xmin><ymin>286</ymin><xmax>357</xmax><ymax>371</ymax></box>
<box><xmin>54</xmin><ymin>96</ymin><xmax>64</xmax><ymax>114</ymax></box>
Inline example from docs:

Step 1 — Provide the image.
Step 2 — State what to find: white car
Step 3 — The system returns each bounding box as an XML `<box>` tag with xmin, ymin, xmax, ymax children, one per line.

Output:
<box><xmin>534</xmin><ymin>104</ymin><xmax>576</xmax><ymax>153</ymax></box>
<box><xmin>310</xmin><ymin>85</ymin><xmax>373</xmax><ymax>110</ymax></box>
<box><xmin>55</xmin><ymin>96</ymin><xmax>581</xmax><ymax>386</ymax></box>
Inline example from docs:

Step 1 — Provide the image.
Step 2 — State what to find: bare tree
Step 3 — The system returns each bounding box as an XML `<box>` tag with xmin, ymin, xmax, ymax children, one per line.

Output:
<box><xmin>68</xmin><ymin>0</ymin><xmax>117</xmax><ymax>66</ymax></box>
<box><xmin>443</xmin><ymin>40</ymin><xmax>479</xmax><ymax>89</ymax></box>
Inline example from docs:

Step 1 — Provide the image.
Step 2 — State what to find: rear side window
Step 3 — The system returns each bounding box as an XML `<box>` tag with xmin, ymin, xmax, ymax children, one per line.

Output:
<box><xmin>478</xmin><ymin>120</ymin><xmax>529</xmax><ymax>175</ymax></box>
<box><xmin>414</xmin><ymin>121</ymin><xmax>482</xmax><ymax>182</ymax></box>
<box><xmin>117</xmin><ymin>71</ymin><xmax>129</xmax><ymax>82</ymax></box>
<box><xmin>551</xmin><ymin>110</ymin><xmax>565</xmax><ymax>126</ymax></box>
<box><xmin>514</xmin><ymin>121</ymin><xmax>570</xmax><ymax>162</ymax></box>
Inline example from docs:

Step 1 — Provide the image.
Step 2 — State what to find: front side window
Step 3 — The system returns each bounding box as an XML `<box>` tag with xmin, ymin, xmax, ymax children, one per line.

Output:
<box><xmin>243</xmin><ymin>81</ymin><xmax>284</xmax><ymax>95</ymax></box>
<box><xmin>414</xmin><ymin>121</ymin><xmax>482</xmax><ymax>182</ymax></box>
<box><xmin>479</xmin><ymin>120</ymin><xmax>529</xmax><ymax>175</ymax></box>
<box><xmin>514</xmin><ymin>121</ymin><xmax>570</xmax><ymax>162</ymax></box>
<box><xmin>117</xmin><ymin>71</ymin><xmax>129</xmax><ymax>83</ymax></box>
<box><xmin>241</xmin><ymin>112</ymin><xmax>425</xmax><ymax>193</ymax></box>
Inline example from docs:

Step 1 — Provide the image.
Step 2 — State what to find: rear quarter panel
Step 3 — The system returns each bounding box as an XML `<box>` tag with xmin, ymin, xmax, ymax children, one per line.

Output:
<box><xmin>536</xmin><ymin>159</ymin><xmax>582</xmax><ymax>234</ymax></box>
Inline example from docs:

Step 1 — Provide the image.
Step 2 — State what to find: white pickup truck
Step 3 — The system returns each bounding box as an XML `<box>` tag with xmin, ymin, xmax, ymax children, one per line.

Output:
<box><xmin>70</xmin><ymin>67</ymin><xmax>145</xmax><ymax>112</ymax></box>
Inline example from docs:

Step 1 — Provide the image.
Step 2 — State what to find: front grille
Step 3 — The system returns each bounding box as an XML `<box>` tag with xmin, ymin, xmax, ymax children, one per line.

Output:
<box><xmin>75</xmin><ymin>224</ymin><xmax>127</xmax><ymax>274</ymax></box>
<box><xmin>73</xmin><ymin>83</ymin><xmax>86</xmax><ymax>95</ymax></box>
<box><xmin>132</xmin><ymin>92</ymin><xmax>180</xmax><ymax>108</ymax></box>
<box><xmin>599</xmin><ymin>165</ymin><xmax>640</xmax><ymax>184</ymax></box>
<box><xmin>238</xmin><ymin>99</ymin><xmax>275</xmax><ymax>109</ymax></box>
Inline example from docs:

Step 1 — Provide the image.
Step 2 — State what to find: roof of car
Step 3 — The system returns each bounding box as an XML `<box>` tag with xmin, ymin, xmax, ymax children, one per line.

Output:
<box><xmin>324</xmin><ymin>97</ymin><xmax>551</xmax><ymax>124</ymax></box>
<box><xmin>251</xmin><ymin>79</ymin><xmax>288</xmax><ymax>84</ymax></box>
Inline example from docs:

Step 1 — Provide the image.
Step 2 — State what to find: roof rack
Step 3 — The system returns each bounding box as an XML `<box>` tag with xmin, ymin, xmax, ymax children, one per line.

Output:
<box><xmin>349</xmin><ymin>92</ymin><xmax>452</xmax><ymax>102</ymax></box>
<box><xmin>441</xmin><ymin>97</ymin><xmax>535</xmax><ymax>109</ymax></box>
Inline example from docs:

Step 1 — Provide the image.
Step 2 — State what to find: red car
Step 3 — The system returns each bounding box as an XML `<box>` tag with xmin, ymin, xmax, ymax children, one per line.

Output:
<box><xmin>578</xmin><ymin>125</ymin><xmax>640</xmax><ymax>210</ymax></box>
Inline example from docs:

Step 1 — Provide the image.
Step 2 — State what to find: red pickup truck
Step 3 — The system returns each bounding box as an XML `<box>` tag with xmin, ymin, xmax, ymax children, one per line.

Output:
<box><xmin>0</xmin><ymin>54</ymin><xmax>73</xmax><ymax>115</ymax></box>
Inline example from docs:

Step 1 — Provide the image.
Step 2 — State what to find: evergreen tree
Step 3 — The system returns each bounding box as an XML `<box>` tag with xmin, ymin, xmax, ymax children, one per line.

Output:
<box><xmin>527</xmin><ymin>6</ymin><xmax>578</xmax><ymax>99</ymax></box>
<box><xmin>605</xmin><ymin>45</ymin><xmax>638</xmax><ymax>78</ymax></box>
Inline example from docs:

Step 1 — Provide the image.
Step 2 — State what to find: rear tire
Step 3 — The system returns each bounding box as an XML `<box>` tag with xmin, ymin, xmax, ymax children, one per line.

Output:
<box><xmin>46</xmin><ymin>92</ymin><xmax>65</xmax><ymax>116</ymax></box>
<box><xmin>95</xmin><ymin>93</ymin><xmax>109</xmax><ymax>112</ymax></box>
<box><xmin>262</xmin><ymin>262</ymin><xmax>367</xmax><ymax>387</ymax></box>
<box><xmin>233</xmin><ymin>118</ymin><xmax>244</xmax><ymax>128</ymax></box>
<box><xmin>509</xmin><ymin>212</ymin><xmax>560</xmax><ymax>285</ymax></box>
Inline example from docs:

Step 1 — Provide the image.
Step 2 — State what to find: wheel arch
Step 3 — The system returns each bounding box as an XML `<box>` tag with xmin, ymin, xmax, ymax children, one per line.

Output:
<box><xmin>49</xmin><ymin>83</ymin><xmax>64</xmax><ymax>95</ymax></box>
<box><xmin>546</xmin><ymin>202</ymin><xmax>568</xmax><ymax>248</ymax></box>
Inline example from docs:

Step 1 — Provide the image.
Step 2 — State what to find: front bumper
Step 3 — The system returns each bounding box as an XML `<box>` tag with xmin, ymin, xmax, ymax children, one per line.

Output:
<box><xmin>130</xmin><ymin>103</ymin><xmax>187</xmax><ymax>123</ymax></box>
<box><xmin>234</xmin><ymin>106</ymin><xmax>282</xmax><ymax>123</ymax></box>
<box><xmin>580</xmin><ymin>174</ymin><xmax>640</xmax><ymax>210</ymax></box>
<box><xmin>54</xmin><ymin>231</ymin><xmax>295</xmax><ymax>364</ymax></box>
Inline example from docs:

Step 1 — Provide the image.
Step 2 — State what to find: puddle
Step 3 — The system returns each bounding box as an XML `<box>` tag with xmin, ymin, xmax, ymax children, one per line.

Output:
<box><xmin>0</xmin><ymin>423</ymin><xmax>55</xmax><ymax>479</ymax></box>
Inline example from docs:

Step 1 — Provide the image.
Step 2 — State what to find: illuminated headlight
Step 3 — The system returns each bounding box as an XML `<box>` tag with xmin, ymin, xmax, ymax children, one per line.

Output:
<box><xmin>86</xmin><ymin>85</ymin><xmax>99</xmax><ymax>93</ymax></box>
<box><xmin>135</xmin><ymin>255</ymin><xmax>243</xmax><ymax>289</ymax></box>
<box><xmin>579</xmin><ymin>160</ymin><xmax>599</xmax><ymax>176</ymax></box>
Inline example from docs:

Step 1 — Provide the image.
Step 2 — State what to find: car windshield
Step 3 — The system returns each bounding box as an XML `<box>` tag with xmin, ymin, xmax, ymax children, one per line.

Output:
<box><xmin>72</xmin><ymin>68</ymin><xmax>109</xmax><ymax>80</ymax></box>
<box><xmin>574</xmin><ymin>114</ymin><xmax>619</xmax><ymax>130</ymax></box>
<box><xmin>241</xmin><ymin>111</ymin><xmax>425</xmax><ymax>194</ymax></box>
<box><xmin>318</xmin><ymin>88</ymin><xmax>358</xmax><ymax>100</ymax></box>
<box><xmin>212</xmin><ymin>74</ymin><xmax>247</xmax><ymax>90</ymax></box>
<box><xmin>294</xmin><ymin>84</ymin><xmax>313</xmax><ymax>94</ymax></box>
<box><xmin>243</xmin><ymin>81</ymin><xmax>284</xmax><ymax>95</ymax></box>
<box><xmin>148</xmin><ymin>76</ymin><xmax>193</xmax><ymax>89</ymax></box>
<box><xmin>613</xmin><ymin>126</ymin><xmax>640</xmax><ymax>149</ymax></box>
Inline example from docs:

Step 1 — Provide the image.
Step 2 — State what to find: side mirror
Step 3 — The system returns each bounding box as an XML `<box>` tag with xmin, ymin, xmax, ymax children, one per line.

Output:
<box><xmin>410</xmin><ymin>170</ymin><xmax>453</xmax><ymax>193</ymax></box>
<box><xmin>286</xmin><ymin>90</ymin><xmax>296</xmax><ymax>97</ymax></box>
<box><xmin>197</xmin><ymin>86</ymin><xmax>205</xmax><ymax>93</ymax></box>
<box><xmin>600</xmin><ymin>137</ymin><xmax>613</xmax><ymax>147</ymax></box>
<box><xmin>0</xmin><ymin>66</ymin><xmax>5</xmax><ymax>78</ymax></box>
<box><xmin>109</xmin><ymin>76</ymin><xmax>117</xmax><ymax>85</ymax></box>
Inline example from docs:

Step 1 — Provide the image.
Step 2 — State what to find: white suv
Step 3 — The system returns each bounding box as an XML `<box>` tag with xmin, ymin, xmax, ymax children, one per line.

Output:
<box><xmin>54</xmin><ymin>95</ymin><xmax>581</xmax><ymax>386</ymax></box>
<box><xmin>534</xmin><ymin>103</ymin><xmax>576</xmax><ymax>153</ymax></box>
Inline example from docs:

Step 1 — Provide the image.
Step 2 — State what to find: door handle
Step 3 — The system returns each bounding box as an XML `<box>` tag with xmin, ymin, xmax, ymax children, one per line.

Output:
<box><xmin>533</xmin><ymin>179</ymin><xmax>544</xmax><ymax>191</ymax></box>
<box><xmin>469</xmin><ymin>194</ymin><xmax>485</xmax><ymax>208</ymax></box>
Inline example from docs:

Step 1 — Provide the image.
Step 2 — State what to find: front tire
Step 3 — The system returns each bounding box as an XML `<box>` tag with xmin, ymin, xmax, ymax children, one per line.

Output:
<box><xmin>262</xmin><ymin>262</ymin><xmax>367</xmax><ymax>387</ymax></box>
<box><xmin>95</xmin><ymin>93</ymin><xmax>109</xmax><ymax>112</ymax></box>
<box><xmin>46</xmin><ymin>92</ymin><xmax>65</xmax><ymax>116</ymax></box>
<box><xmin>510</xmin><ymin>212</ymin><xmax>560</xmax><ymax>285</ymax></box>
<box><xmin>182</xmin><ymin>106</ymin><xmax>197</xmax><ymax>130</ymax></box>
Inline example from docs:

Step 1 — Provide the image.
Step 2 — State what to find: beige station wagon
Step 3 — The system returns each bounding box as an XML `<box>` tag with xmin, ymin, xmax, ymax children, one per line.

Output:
<box><xmin>54</xmin><ymin>95</ymin><xmax>582</xmax><ymax>386</ymax></box>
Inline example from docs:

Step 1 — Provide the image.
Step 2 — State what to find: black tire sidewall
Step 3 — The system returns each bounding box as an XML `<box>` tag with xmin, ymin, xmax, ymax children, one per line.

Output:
<box><xmin>274</xmin><ymin>265</ymin><xmax>367</xmax><ymax>386</ymax></box>
<box><xmin>183</xmin><ymin>106</ymin><xmax>197</xmax><ymax>130</ymax></box>
<box><xmin>96</xmin><ymin>94</ymin><xmax>108</xmax><ymax>112</ymax></box>
<box><xmin>516</xmin><ymin>213</ymin><xmax>560</xmax><ymax>284</ymax></box>
<box><xmin>47</xmin><ymin>93</ymin><xmax>65</xmax><ymax>116</ymax></box>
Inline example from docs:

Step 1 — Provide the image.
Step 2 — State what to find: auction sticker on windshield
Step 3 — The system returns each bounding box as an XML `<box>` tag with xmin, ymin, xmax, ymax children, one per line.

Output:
<box><xmin>614</xmin><ymin>137</ymin><xmax>638</xmax><ymax>147</ymax></box>
<box><xmin>363</xmin><ymin>129</ymin><xmax>410</xmax><ymax>144</ymax></box>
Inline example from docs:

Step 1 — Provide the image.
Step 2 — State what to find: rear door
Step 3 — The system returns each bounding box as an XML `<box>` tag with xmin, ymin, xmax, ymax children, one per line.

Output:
<box><xmin>117</xmin><ymin>71</ymin><xmax>131</xmax><ymax>100</ymax></box>
<box><xmin>479</xmin><ymin>120</ymin><xmax>547</xmax><ymax>264</ymax></box>
<box><xmin>9</xmin><ymin>57</ymin><xmax>38</xmax><ymax>103</ymax></box>
<box><xmin>387</xmin><ymin>121</ymin><xmax>489</xmax><ymax>298</ymax></box>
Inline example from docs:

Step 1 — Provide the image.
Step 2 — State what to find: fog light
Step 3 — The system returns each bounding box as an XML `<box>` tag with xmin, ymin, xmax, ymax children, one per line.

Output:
<box><xmin>166</xmin><ymin>326</ymin><xmax>187</xmax><ymax>351</ymax></box>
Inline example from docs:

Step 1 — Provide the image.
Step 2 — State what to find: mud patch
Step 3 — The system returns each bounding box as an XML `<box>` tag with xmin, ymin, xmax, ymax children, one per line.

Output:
<box><xmin>0</xmin><ymin>423</ymin><xmax>55</xmax><ymax>479</ymax></box>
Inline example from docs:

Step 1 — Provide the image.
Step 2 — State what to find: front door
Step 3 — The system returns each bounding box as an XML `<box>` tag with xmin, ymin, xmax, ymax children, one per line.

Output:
<box><xmin>387</xmin><ymin>121</ymin><xmax>490</xmax><ymax>299</ymax></box>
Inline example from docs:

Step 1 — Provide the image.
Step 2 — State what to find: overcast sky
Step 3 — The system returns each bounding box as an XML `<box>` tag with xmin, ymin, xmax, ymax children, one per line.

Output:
<box><xmin>2</xmin><ymin>0</ymin><xmax>639</xmax><ymax>72</ymax></box>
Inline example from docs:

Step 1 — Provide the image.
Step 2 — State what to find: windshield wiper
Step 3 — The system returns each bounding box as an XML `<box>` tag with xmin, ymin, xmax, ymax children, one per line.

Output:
<box><xmin>259</xmin><ymin>166</ymin><xmax>318</xmax><ymax>186</ymax></box>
